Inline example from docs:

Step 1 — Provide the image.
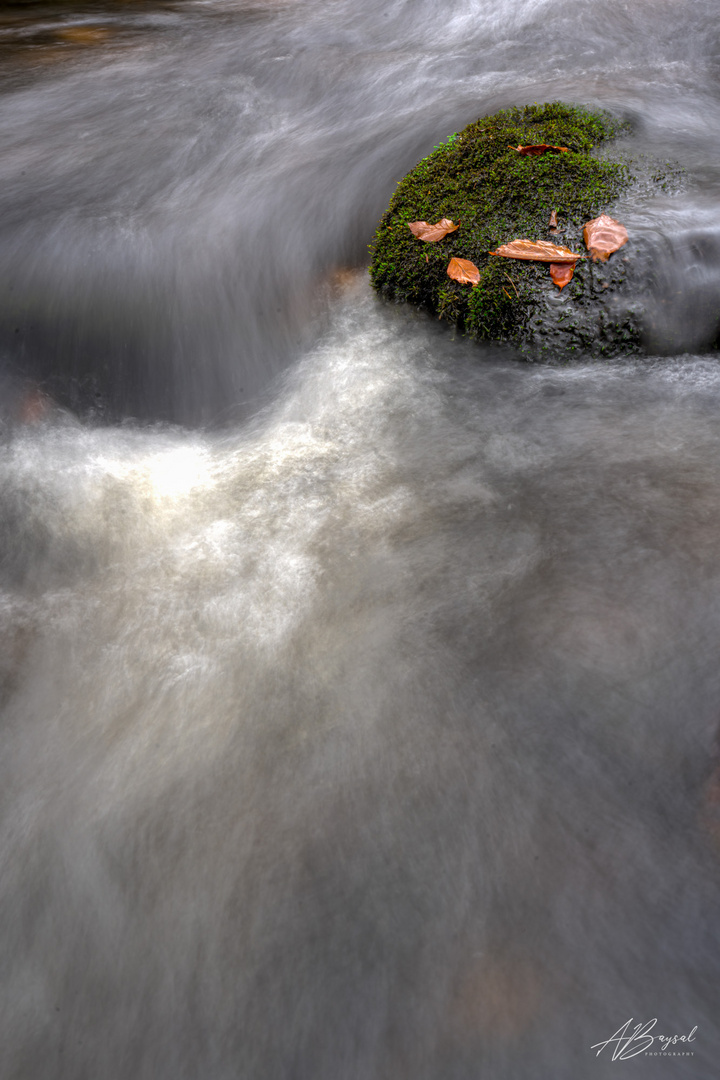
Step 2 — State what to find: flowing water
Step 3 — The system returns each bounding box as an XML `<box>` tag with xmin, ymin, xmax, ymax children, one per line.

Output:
<box><xmin>1</xmin><ymin>1</ymin><xmax>720</xmax><ymax>1076</ymax></box>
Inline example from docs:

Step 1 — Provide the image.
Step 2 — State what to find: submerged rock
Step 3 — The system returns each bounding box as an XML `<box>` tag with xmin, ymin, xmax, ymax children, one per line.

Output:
<box><xmin>370</xmin><ymin>102</ymin><xmax>670</xmax><ymax>359</ymax></box>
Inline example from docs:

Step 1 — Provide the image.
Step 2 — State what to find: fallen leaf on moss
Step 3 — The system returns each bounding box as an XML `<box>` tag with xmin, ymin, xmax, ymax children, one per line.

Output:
<box><xmin>447</xmin><ymin>257</ymin><xmax>480</xmax><ymax>285</ymax></box>
<box><xmin>549</xmin><ymin>263</ymin><xmax>574</xmax><ymax>289</ymax></box>
<box><xmin>583</xmin><ymin>214</ymin><xmax>628</xmax><ymax>261</ymax></box>
<box><xmin>548</xmin><ymin>210</ymin><xmax>558</xmax><ymax>228</ymax></box>
<box><xmin>408</xmin><ymin>218</ymin><xmax>460</xmax><ymax>242</ymax></box>
<box><xmin>489</xmin><ymin>239</ymin><xmax>582</xmax><ymax>263</ymax></box>
<box><xmin>510</xmin><ymin>144</ymin><xmax>569</xmax><ymax>155</ymax></box>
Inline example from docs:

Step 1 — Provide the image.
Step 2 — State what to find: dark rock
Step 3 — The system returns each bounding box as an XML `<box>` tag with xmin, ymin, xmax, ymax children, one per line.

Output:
<box><xmin>369</xmin><ymin>102</ymin><xmax>672</xmax><ymax>359</ymax></box>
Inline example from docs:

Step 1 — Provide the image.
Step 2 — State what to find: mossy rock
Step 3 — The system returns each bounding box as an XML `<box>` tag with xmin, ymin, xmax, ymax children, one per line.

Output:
<box><xmin>369</xmin><ymin>102</ymin><xmax>648</xmax><ymax>358</ymax></box>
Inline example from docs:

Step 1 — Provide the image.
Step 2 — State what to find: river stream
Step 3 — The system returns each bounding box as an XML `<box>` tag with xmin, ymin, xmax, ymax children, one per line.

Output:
<box><xmin>1</xmin><ymin>1</ymin><xmax>719</xmax><ymax>1077</ymax></box>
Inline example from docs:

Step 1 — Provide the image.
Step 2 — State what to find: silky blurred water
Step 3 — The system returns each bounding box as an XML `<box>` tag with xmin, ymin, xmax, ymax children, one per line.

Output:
<box><xmin>1</xmin><ymin>1</ymin><xmax>720</xmax><ymax>1077</ymax></box>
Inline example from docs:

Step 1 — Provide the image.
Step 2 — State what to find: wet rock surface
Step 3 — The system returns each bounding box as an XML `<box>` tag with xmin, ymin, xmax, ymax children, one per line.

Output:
<box><xmin>370</xmin><ymin>102</ymin><xmax>683</xmax><ymax>361</ymax></box>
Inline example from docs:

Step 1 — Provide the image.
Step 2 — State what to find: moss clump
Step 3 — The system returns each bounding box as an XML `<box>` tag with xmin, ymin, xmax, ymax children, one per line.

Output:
<box><xmin>369</xmin><ymin>102</ymin><xmax>638</xmax><ymax>355</ymax></box>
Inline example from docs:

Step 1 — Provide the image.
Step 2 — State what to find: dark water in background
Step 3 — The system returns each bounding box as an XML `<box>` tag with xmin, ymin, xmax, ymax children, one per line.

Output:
<box><xmin>1</xmin><ymin>1</ymin><xmax>720</xmax><ymax>1077</ymax></box>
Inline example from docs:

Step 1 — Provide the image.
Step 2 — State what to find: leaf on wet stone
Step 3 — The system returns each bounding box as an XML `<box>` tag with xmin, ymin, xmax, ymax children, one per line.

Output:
<box><xmin>489</xmin><ymin>239</ymin><xmax>583</xmax><ymax>263</ymax></box>
<box><xmin>447</xmin><ymin>257</ymin><xmax>480</xmax><ymax>285</ymax></box>
<box><xmin>369</xmin><ymin>102</ymin><xmax>642</xmax><ymax>351</ymax></box>
<box><xmin>548</xmin><ymin>210</ymin><xmax>558</xmax><ymax>228</ymax></box>
<box><xmin>408</xmin><ymin>218</ymin><xmax>460</xmax><ymax>242</ymax></box>
<box><xmin>583</xmin><ymin>214</ymin><xmax>628</xmax><ymax>261</ymax></box>
<box><xmin>509</xmin><ymin>144</ymin><xmax>570</xmax><ymax>155</ymax></box>
<box><xmin>549</xmin><ymin>263</ymin><xmax>575</xmax><ymax>290</ymax></box>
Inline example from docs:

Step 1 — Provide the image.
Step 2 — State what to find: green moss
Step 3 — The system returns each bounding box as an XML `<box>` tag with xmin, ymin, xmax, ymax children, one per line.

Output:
<box><xmin>369</xmin><ymin>102</ymin><xmax>636</xmax><ymax>353</ymax></box>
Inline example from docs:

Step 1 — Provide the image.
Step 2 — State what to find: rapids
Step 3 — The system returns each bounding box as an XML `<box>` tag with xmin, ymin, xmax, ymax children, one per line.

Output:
<box><xmin>1</xmin><ymin>1</ymin><xmax>719</xmax><ymax>1077</ymax></box>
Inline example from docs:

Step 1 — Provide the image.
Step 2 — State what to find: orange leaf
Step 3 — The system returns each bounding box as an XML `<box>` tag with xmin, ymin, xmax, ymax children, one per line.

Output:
<box><xmin>408</xmin><ymin>218</ymin><xmax>460</xmax><ymax>242</ymax></box>
<box><xmin>583</xmin><ymin>214</ymin><xmax>628</xmax><ymax>262</ymax></box>
<box><xmin>510</xmin><ymin>144</ymin><xmax>569</xmax><ymax>156</ymax></box>
<box><xmin>548</xmin><ymin>210</ymin><xmax>558</xmax><ymax>228</ymax></box>
<box><xmin>549</xmin><ymin>262</ymin><xmax>574</xmax><ymax>290</ymax></box>
<box><xmin>489</xmin><ymin>239</ymin><xmax>582</xmax><ymax>263</ymax></box>
<box><xmin>57</xmin><ymin>27</ymin><xmax>110</xmax><ymax>44</ymax></box>
<box><xmin>447</xmin><ymin>257</ymin><xmax>480</xmax><ymax>285</ymax></box>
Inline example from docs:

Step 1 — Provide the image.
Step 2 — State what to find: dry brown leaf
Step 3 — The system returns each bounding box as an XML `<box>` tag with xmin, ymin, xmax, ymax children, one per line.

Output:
<box><xmin>408</xmin><ymin>218</ymin><xmax>460</xmax><ymax>242</ymax></box>
<box><xmin>510</xmin><ymin>144</ymin><xmax>569</xmax><ymax>156</ymax></box>
<box><xmin>548</xmin><ymin>210</ymin><xmax>558</xmax><ymax>228</ymax></box>
<box><xmin>57</xmin><ymin>27</ymin><xmax>110</xmax><ymax>44</ymax></box>
<box><xmin>447</xmin><ymin>257</ymin><xmax>480</xmax><ymax>285</ymax></box>
<box><xmin>489</xmin><ymin>239</ymin><xmax>582</xmax><ymax>263</ymax></box>
<box><xmin>549</xmin><ymin>262</ymin><xmax>574</xmax><ymax>290</ymax></box>
<box><xmin>18</xmin><ymin>388</ymin><xmax>51</xmax><ymax>424</ymax></box>
<box><xmin>583</xmin><ymin>214</ymin><xmax>628</xmax><ymax>261</ymax></box>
